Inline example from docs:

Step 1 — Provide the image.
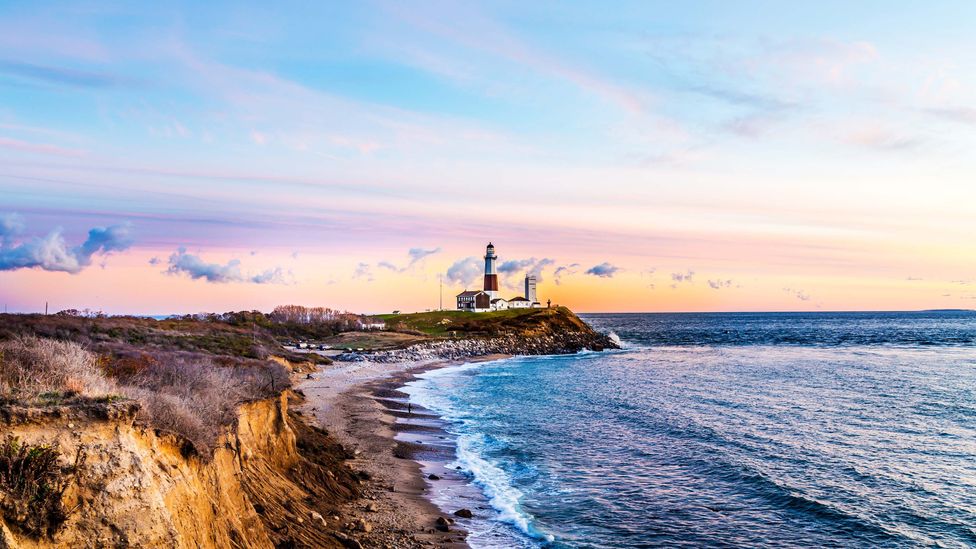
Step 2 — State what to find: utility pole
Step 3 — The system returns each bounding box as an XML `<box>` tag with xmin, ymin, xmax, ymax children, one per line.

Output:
<box><xmin>45</xmin><ymin>302</ymin><xmax>48</xmax><ymax>315</ymax></box>
<box><xmin>438</xmin><ymin>275</ymin><xmax>443</xmax><ymax>311</ymax></box>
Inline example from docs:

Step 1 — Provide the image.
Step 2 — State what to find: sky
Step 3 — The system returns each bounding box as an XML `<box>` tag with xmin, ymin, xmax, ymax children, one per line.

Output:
<box><xmin>1</xmin><ymin>1</ymin><xmax>975</xmax><ymax>314</ymax></box>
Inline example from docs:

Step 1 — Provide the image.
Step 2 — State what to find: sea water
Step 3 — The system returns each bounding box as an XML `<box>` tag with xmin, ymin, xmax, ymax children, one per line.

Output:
<box><xmin>401</xmin><ymin>311</ymin><xmax>976</xmax><ymax>548</ymax></box>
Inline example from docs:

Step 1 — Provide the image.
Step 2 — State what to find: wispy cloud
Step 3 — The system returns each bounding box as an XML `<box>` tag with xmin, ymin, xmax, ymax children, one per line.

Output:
<box><xmin>783</xmin><ymin>287</ymin><xmax>812</xmax><ymax>301</ymax></box>
<box><xmin>921</xmin><ymin>106</ymin><xmax>976</xmax><ymax>126</ymax></box>
<box><xmin>554</xmin><ymin>263</ymin><xmax>581</xmax><ymax>285</ymax></box>
<box><xmin>0</xmin><ymin>60</ymin><xmax>137</xmax><ymax>88</ymax></box>
<box><xmin>353</xmin><ymin>262</ymin><xmax>374</xmax><ymax>282</ymax></box>
<box><xmin>708</xmin><ymin>279</ymin><xmax>735</xmax><ymax>290</ymax></box>
<box><xmin>407</xmin><ymin>246</ymin><xmax>441</xmax><ymax>267</ymax></box>
<box><xmin>840</xmin><ymin>125</ymin><xmax>921</xmax><ymax>152</ymax></box>
<box><xmin>384</xmin><ymin>2</ymin><xmax>647</xmax><ymax>114</ymax></box>
<box><xmin>165</xmin><ymin>248</ymin><xmax>285</xmax><ymax>284</ymax></box>
<box><xmin>0</xmin><ymin>136</ymin><xmax>85</xmax><ymax>157</ymax></box>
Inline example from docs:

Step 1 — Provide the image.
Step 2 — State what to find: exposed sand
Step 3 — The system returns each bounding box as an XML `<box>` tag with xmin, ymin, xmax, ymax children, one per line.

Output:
<box><xmin>297</xmin><ymin>356</ymin><xmax>507</xmax><ymax>548</ymax></box>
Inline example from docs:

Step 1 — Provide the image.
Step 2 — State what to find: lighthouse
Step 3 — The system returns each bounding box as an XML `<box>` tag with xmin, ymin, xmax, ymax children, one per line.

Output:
<box><xmin>483</xmin><ymin>242</ymin><xmax>499</xmax><ymax>299</ymax></box>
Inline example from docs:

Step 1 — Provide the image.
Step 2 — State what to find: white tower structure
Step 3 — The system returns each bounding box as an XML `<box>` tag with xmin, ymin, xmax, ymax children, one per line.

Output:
<box><xmin>525</xmin><ymin>273</ymin><xmax>538</xmax><ymax>304</ymax></box>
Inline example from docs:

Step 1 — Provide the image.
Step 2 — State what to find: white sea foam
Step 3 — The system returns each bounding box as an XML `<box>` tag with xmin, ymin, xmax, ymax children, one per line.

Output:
<box><xmin>455</xmin><ymin>433</ymin><xmax>554</xmax><ymax>543</ymax></box>
<box><xmin>402</xmin><ymin>358</ymin><xmax>552</xmax><ymax>545</ymax></box>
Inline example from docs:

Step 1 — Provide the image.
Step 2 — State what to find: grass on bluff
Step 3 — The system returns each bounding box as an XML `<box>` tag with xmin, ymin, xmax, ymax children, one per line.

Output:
<box><xmin>0</xmin><ymin>336</ymin><xmax>288</xmax><ymax>456</ymax></box>
<box><xmin>377</xmin><ymin>307</ymin><xmax>575</xmax><ymax>338</ymax></box>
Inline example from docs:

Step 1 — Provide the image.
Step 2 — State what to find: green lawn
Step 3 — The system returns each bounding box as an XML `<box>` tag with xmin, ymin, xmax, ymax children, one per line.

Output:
<box><xmin>376</xmin><ymin>307</ymin><xmax>562</xmax><ymax>337</ymax></box>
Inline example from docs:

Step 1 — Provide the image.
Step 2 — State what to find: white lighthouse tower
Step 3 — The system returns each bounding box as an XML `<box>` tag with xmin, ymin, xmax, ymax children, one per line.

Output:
<box><xmin>483</xmin><ymin>242</ymin><xmax>499</xmax><ymax>299</ymax></box>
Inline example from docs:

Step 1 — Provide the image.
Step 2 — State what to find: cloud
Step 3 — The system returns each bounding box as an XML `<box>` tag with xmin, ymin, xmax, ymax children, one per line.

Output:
<box><xmin>445</xmin><ymin>256</ymin><xmax>483</xmax><ymax>287</ymax></box>
<box><xmin>148</xmin><ymin>256</ymin><xmax>161</xmax><ymax>265</ymax></box>
<box><xmin>0</xmin><ymin>136</ymin><xmax>86</xmax><ymax>157</ymax></box>
<box><xmin>905</xmin><ymin>276</ymin><xmax>923</xmax><ymax>281</ymax></box>
<box><xmin>923</xmin><ymin>106</ymin><xmax>976</xmax><ymax>127</ymax></box>
<box><xmin>0</xmin><ymin>59</ymin><xmax>136</xmax><ymax>88</ymax></box>
<box><xmin>708</xmin><ymin>279</ymin><xmax>735</xmax><ymax>290</ymax></box>
<box><xmin>371</xmin><ymin>247</ymin><xmax>442</xmax><ymax>275</ymax></box>
<box><xmin>554</xmin><ymin>263</ymin><xmax>580</xmax><ymax>285</ymax></box>
<box><xmin>165</xmin><ymin>248</ymin><xmax>285</xmax><ymax>284</ymax></box>
<box><xmin>686</xmin><ymin>83</ymin><xmax>790</xmax><ymax>111</ymax></box>
<box><xmin>840</xmin><ymin>125</ymin><xmax>921</xmax><ymax>152</ymax></box>
<box><xmin>669</xmin><ymin>269</ymin><xmax>695</xmax><ymax>289</ymax></box>
<box><xmin>783</xmin><ymin>287</ymin><xmax>812</xmax><ymax>301</ymax></box>
<box><xmin>353</xmin><ymin>262</ymin><xmax>374</xmax><ymax>282</ymax></box>
<box><xmin>0</xmin><ymin>213</ymin><xmax>26</xmax><ymax>245</ymax></box>
<box><xmin>250</xmin><ymin>267</ymin><xmax>286</xmax><ymax>284</ymax></box>
<box><xmin>406</xmin><ymin>246</ymin><xmax>441</xmax><ymax>267</ymax></box>
<box><xmin>76</xmin><ymin>225</ymin><xmax>134</xmax><ymax>263</ymax></box>
<box><xmin>498</xmin><ymin>257</ymin><xmax>554</xmax><ymax>277</ymax></box>
<box><xmin>585</xmin><ymin>262</ymin><xmax>619</xmax><ymax>278</ymax></box>
<box><xmin>0</xmin><ymin>215</ymin><xmax>133</xmax><ymax>273</ymax></box>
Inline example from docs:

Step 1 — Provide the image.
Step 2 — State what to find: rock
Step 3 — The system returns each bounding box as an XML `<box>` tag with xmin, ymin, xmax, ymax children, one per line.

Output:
<box><xmin>333</xmin><ymin>531</ymin><xmax>364</xmax><ymax>549</ymax></box>
<box><xmin>365</xmin><ymin>502</ymin><xmax>378</xmax><ymax>512</ymax></box>
<box><xmin>435</xmin><ymin>517</ymin><xmax>451</xmax><ymax>532</ymax></box>
<box><xmin>427</xmin><ymin>473</ymin><xmax>441</xmax><ymax>480</ymax></box>
<box><xmin>310</xmin><ymin>511</ymin><xmax>327</xmax><ymax>527</ymax></box>
<box><xmin>453</xmin><ymin>508</ymin><xmax>473</xmax><ymax>518</ymax></box>
<box><xmin>354</xmin><ymin>518</ymin><xmax>372</xmax><ymax>533</ymax></box>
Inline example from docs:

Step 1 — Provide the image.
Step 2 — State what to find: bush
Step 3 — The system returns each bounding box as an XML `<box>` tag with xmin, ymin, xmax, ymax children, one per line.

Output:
<box><xmin>1</xmin><ymin>338</ymin><xmax>290</xmax><ymax>456</ymax></box>
<box><xmin>0</xmin><ymin>336</ymin><xmax>117</xmax><ymax>403</ymax></box>
<box><xmin>119</xmin><ymin>355</ymin><xmax>288</xmax><ymax>454</ymax></box>
<box><xmin>0</xmin><ymin>436</ymin><xmax>81</xmax><ymax>537</ymax></box>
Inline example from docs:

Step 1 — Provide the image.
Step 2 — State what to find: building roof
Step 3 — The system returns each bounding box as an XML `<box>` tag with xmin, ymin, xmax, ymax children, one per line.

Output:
<box><xmin>490</xmin><ymin>298</ymin><xmax>507</xmax><ymax>303</ymax></box>
<box><xmin>457</xmin><ymin>290</ymin><xmax>486</xmax><ymax>297</ymax></box>
<box><xmin>508</xmin><ymin>296</ymin><xmax>529</xmax><ymax>301</ymax></box>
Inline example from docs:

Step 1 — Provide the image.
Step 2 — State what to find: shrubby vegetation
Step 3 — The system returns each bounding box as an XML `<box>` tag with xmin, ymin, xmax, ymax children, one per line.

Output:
<box><xmin>0</xmin><ymin>304</ymin><xmax>385</xmax><ymax>452</ymax></box>
<box><xmin>0</xmin><ymin>336</ymin><xmax>288</xmax><ymax>455</ymax></box>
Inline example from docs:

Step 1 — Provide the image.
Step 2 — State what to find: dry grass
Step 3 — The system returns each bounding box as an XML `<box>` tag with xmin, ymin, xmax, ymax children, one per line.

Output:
<box><xmin>0</xmin><ymin>336</ymin><xmax>117</xmax><ymax>403</ymax></box>
<box><xmin>118</xmin><ymin>355</ymin><xmax>289</xmax><ymax>453</ymax></box>
<box><xmin>0</xmin><ymin>337</ymin><xmax>290</xmax><ymax>454</ymax></box>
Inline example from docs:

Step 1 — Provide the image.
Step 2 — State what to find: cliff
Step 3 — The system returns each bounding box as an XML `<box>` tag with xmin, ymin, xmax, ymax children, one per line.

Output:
<box><xmin>0</xmin><ymin>393</ymin><xmax>361</xmax><ymax>548</ymax></box>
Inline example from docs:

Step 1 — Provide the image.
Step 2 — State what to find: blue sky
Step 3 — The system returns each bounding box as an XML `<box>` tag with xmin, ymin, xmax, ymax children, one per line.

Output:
<box><xmin>1</xmin><ymin>1</ymin><xmax>975</xmax><ymax>313</ymax></box>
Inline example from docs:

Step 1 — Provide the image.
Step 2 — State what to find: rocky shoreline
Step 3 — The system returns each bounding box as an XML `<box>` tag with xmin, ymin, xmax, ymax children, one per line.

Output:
<box><xmin>337</xmin><ymin>326</ymin><xmax>618</xmax><ymax>363</ymax></box>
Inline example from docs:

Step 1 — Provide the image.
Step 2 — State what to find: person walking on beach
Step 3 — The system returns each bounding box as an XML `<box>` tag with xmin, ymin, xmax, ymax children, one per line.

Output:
<box><xmin>407</xmin><ymin>402</ymin><xmax>412</xmax><ymax>415</ymax></box>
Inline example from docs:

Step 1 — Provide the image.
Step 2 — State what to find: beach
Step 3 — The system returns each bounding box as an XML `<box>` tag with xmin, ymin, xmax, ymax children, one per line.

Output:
<box><xmin>297</xmin><ymin>355</ymin><xmax>508</xmax><ymax>548</ymax></box>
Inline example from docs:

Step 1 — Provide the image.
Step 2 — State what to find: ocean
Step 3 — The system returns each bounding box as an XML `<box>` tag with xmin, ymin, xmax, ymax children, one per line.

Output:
<box><xmin>399</xmin><ymin>311</ymin><xmax>976</xmax><ymax>548</ymax></box>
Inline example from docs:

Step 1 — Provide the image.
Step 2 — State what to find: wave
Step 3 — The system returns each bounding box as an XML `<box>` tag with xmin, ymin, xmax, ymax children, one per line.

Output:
<box><xmin>404</xmin><ymin>360</ymin><xmax>554</xmax><ymax>545</ymax></box>
<box><xmin>454</xmin><ymin>432</ymin><xmax>553</xmax><ymax>543</ymax></box>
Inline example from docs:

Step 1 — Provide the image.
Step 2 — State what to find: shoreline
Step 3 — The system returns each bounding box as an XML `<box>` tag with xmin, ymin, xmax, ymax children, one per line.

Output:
<box><xmin>297</xmin><ymin>355</ymin><xmax>509</xmax><ymax>548</ymax></box>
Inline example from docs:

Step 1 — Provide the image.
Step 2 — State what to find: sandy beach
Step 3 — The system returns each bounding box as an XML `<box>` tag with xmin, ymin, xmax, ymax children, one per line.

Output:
<box><xmin>297</xmin><ymin>356</ymin><xmax>508</xmax><ymax>548</ymax></box>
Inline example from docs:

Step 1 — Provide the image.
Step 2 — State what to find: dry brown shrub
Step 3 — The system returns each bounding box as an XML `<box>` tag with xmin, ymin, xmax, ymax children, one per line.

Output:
<box><xmin>0</xmin><ymin>337</ymin><xmax>289</xmax><ymax>456</ymax></box>
<box><xmin>0</xmin><ymin>336</ymin><xmax>117</xmax><ymax>402</ymax></box>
